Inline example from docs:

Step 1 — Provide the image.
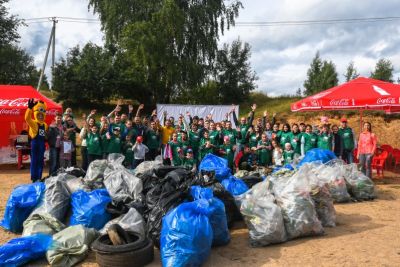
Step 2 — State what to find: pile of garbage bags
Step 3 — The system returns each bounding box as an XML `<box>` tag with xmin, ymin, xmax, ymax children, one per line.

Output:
<box><xmin>0</xmin><ymin>151</ymin><xmax>376</xmax><ymax>267</ymax></box>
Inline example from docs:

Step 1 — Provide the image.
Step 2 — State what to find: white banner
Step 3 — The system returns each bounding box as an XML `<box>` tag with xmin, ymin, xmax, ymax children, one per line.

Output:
<box><xmin>156</xmin><ymin>104</ymin><xmax>240</xmax><ymax>127</ymax></box>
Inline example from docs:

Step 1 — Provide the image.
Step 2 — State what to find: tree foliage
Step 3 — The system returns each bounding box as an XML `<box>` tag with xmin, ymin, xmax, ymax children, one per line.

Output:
<box><xmin>303</xmin><ymin>52</ymin><xmax>338</xmax><ymax>95</ymax></box>
<box><xmin>370</xmin><ymin>58</ymin><xmax>394</xmax><ymax>82</ymax></box>
<box><xmin>214</xmin><ymin>39</ymin><xmax>257</xmax><ymax>104</ymax></box>
<box><xmin>88</xmin><ymin>0</ymin><xmax>244</xmax><ymax>104</ymax></box>
<box><xmin>0</xmin><ymin>0</ymin><xmax>21</xmax><ymax>46</ymax></box>
<box><xmin>344</xmin><ymin>61</ymin><xmax>359</xmax><ymax>82</ymax></box>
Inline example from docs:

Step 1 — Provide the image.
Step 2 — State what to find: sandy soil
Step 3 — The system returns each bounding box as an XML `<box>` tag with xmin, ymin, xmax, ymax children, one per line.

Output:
<box><xmin>0</xmin><ymin>166</ymin><xmax>399</xmax><ymax>267</ymax></box>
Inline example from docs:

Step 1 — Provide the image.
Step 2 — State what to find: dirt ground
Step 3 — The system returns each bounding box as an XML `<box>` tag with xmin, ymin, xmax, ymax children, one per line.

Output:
<box><xmin>0</xmin><ymin>166</ymin><xmax>399</xmax><ymax>267</ymax></box>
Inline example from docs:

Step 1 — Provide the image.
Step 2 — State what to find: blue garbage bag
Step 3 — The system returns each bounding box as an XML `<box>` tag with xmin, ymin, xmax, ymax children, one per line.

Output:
<box><xmin>272</xmin><ymin>164</ymin><xmax>294</xmax><ymax>173</ymax></box>
<box><xmin>221</xmin><ymin>175</ymin><xmax>249</xmax><ymax>196</ymax></box>
<box><xmin>70</xmin><ymin>189</ymin><xmax>112</xmax><ymax>230</ymax></box>
<box><xmin>191</xmin><ymin>186</ymin><xmax>230</xmax><ymax>246</ymax></box>
<box><xmin>298</xmin><ymin>148</ymin><xmax>336</xmax><ymax>167</ymax></box>
<box><xmin>0</xmin><ymin>182</ymin><xmax>45</xmax><ymax>233</ymax></box>
<box><xmin>199</xmin><ymin>154</ymin><xmax>231</xmax><ymax>181</ymax></box>
<box><xmin>0</xmin><ymin>234</ymin><xmax>52</xmax><ymax>266</ymax></box>
<box><xmin>161</xmin><ymin>199</ymin><xmax>213</xmax><ymax>267</ymax></box>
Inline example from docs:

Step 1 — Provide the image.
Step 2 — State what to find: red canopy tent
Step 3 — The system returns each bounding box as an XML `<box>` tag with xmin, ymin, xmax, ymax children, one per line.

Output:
<box><xmin>0</xmin><ymin>85</ymin><xmax>62</xmax><ymax>150</ymax></box>
<box><xmin>291</xmin><ymin>77</ymin><xmax>400</xmax><ymax>114</ymax></box>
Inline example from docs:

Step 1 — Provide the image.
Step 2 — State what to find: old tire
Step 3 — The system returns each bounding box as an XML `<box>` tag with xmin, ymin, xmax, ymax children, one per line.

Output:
<box><xmin>94</xmin><ymin>238</ymin><xmax>154</xmax><ymax>267</ymax></box>
<box><xmin>92</xmin><ymin>231</ymin><xmax>147</xmax><ymax>254</ymax></box>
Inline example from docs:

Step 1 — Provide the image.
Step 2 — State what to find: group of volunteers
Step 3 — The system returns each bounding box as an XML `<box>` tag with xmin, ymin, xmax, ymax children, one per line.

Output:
<box><xmin>47</xmin><ymin>103</ymin><xmax>378</xmax><ymax>178</ymax></box>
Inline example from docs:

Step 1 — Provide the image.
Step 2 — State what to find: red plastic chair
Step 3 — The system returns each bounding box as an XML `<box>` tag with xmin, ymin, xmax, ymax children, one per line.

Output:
<box><xmin>372</xmin><ymin>150</ymin><xmax>388</xmax><ymax>178</ymax></box>
<box><xmin>393</xmin><ymin>149</ymin><xmax>400</xmax><ymax>169</ymax></box>
<box><xmin>380</xmin><ymin>144</ymin><xmax>394</xmax><ymax>169</ymax></box>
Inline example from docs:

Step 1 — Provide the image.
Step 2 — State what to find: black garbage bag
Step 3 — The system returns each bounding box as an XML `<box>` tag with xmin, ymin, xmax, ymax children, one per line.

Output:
<box><xmin>58</xmin><ymin>167</ymin><xmax>86</xmax><ymax>178</ymax></box>
<box><xmin>139</xmin><ymin>174</ymin><xmax>159</xmax><ymax>195</ymax></box>
<box><xmin>238</xmin><ymin>175</ymin><xmax>263</xmax><ymax>189</ymax></box>
<box><xmin>191</xmin><ymin>173</ymin><xmax>241</xmax><ymax>227</ymax></box>
<box><xmin>147</xmin><ymin>190</ymin><xmax>190</xmax><ymax>248</ymax></box>
<box><xmin>153</xmin><ymin>165</ymin><xmax>184</xmax><ymax>178</ymax></box>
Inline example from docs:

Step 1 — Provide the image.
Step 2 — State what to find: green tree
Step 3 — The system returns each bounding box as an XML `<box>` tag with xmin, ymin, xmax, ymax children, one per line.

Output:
<box><xmin>88</xmin><ymin>0</ymin><xmax>243</xmax><ymax>104</ymax></box>
<box><xmin>0</xmin><ymin>0</ymin><xmax>21</xmax><ymax>45</ymax></box>
<box><xmin>344</xmin><ymin>61</ymin><xmax>359</xmax><ymax>82</ymax></box>
<box><xmin>303</xmin><ymin>52</ymin><xmax>338</xmax><ymax>95</ymax></box>
<box><xmin>53</xmin><ymin>43</ymin><xmax>115</xmax><ymax>105</ymax></box>
<box><xmin>370</xmin><ymin>58</ymin><xmax>394</xmax><ymax>82</ymax></box>
<box><xmin>214</xmin><ymin>39</ymin><xmax>257</xmax><ymax>104</ymax></box>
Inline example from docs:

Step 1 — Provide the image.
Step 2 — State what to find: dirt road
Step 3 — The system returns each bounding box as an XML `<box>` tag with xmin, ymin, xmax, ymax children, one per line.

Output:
<box><xmin>0</xmin><ymin>167</ymin><xmax>399</xmax><ymax>267</ymax></box>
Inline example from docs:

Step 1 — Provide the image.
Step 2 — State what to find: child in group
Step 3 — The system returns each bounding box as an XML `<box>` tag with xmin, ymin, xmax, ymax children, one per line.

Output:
<box><xmin>219</xmin><ymin>136</ymin><xmax>235</xmax><ymax>169</ymax></box>
<box><xmin>257</xmin><ymin>133</ymin><xmax>272</xmax><ymax>167</ymax></box>
<box><xmin>60</xmin><ymin>132</ymin><xmax>74</xmax><ymax>168</ymax></box>
<box><xmin>106</xmin><ymin>127</ymin><xmax>123</xmax><ymax>155</ymax></box>
<box><xmin>132</xmin><ymin>136</ymin><xmax>149</xmax><ymax>168</ymax></box>
<box><xmin>183</xmin><ymin>149</ymin><xmax>197</xmax><ymax>173</ymax></box>
<box><xmin>123</xmin><ymin>134</ymin><xmax>134</xmax><ymax>168</ymax></box>
<box><xmin>283</xmin><ymin>143</ymin><xmax>295</xmax><ymax>165</ymax></box>
<box><xmin>271</xmin><ymin>140</ymin><xmax>283</xmax><ymax>166</ymax></box>
<box><xmin>86</xmin><ymin>124</ymin><xmax>103</xmax><ymax>165</ymax></box>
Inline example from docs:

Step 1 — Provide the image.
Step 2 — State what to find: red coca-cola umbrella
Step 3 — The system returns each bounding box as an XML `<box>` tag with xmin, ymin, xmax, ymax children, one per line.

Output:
<box><xmin>291</xmin><ymin>77</ymin><xmax>400</xmax><ymax>114</ymax></box>
<box><xmin>0</xmin><ymin>85</ymin><xmax>62</xmax><ymax>148</ymax></box>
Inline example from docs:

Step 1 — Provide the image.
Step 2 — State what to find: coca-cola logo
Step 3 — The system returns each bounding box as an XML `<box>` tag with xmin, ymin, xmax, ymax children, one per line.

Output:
<box><xmin>311</xmin><ymin>100</ymin><xmax>319</xmax><ymax>107</ymax></box>
<box><xmin>46</xmin><ymin>109</ymin><xmax>58</xmax><ymax>116</ymax></box>
<box><xmin>330</xmin><ymin>99</ymin><xmax>350</xmax><ymax>106</ymax></box>
<box><xmin>0</xmin><ymin>108</ymin><xmax>21</xmax><ymax>115</ymax></box>
<box><xmin>377</xmin><ymin>97</ymin><xmax>396</xmax><ymax>104</ymax></box>
<box><xmin>0</xmin><ymin>98</ymin><xmax>29</xmax><ymax>108</ymax></box>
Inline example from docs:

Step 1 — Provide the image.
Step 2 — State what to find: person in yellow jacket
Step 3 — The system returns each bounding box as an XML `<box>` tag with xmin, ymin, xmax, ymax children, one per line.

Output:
<box><xmin>24</xmin><ymin>98</ymin><xmax>48</xmax><ymax>182</ymax></box>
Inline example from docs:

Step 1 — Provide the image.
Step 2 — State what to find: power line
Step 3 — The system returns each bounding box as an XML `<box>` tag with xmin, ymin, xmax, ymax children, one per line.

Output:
<box><xmin>21</xmin><ymin>15</ymin><xmax>400</xmax><ymax>26</ymax></box>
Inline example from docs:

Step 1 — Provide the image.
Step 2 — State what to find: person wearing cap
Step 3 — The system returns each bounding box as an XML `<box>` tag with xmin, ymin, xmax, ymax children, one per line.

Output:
<box><xmin>338</xmin><ymin>117</ymin><xmax>357</xmax><ymax>163</ymax></box>
<box><xmin>132</xmin><ymin>136</ymin><xmax>149</xmax><ymax>168</ymax></box>
<box><xmin>106</xmin><ymin>127</ymin><xmax>122</xmax><ymax>154</ymax></box>
<box><xmin>183</xmin><ymin>149</ymin><xmax>197</xmax><ymax>172</ymax></box>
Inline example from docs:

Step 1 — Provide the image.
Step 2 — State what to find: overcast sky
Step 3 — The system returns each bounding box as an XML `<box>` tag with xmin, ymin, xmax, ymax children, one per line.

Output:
<box><xmin>7</xmin><ymin>0</ymin><xmax>400</xmax><ymax>96</ymax></box>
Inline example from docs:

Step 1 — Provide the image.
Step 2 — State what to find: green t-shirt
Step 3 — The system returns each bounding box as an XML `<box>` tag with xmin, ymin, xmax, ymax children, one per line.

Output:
<box><xmin>169</xmin><ymin>141</ymin><xmax>182</xmax><ymax>166</ymax></box>
<box><xmin>188</xmin><ymin>131</ymin><xmax>201</xmax><ymax>149</ymax></box>
<box><xmin>239</xmin><ymin>124</ymin><xmax>250</xmax><ymax>144</ymax></box>
<box><xmin>145</xmin><ymin>129</ymin><xmax>160</xmax><ymax>149</ymax></box>
<box><xmin>257</xmin><ymin>140</ymin><xmax>272</xmax><ymax>166</ymax></box>
<box><xmin>248</xmin><ymin>133</ymin><xmax>259</xmax><ymax>148</ymax></box>
<box><xmin>339</xmin><ymin>127</ymin><xmax>355</xmax><ymax>150</ymax></box>
<box><xmin>183</xmin><ymin>157</ymin><xmax>195</xmax><ymax>170</ymax></box>
<box><xmin>283</xmin><ymin>150</ymin><xmax>295</xmax><ymax>164</ymax></box>
<box><xmin>86</xmin><ymin>132</ymin><xmax>102</xmax><ymax>156</ymax></box>
<box><xmin>200</xmin><ymin>138</ymin><xmax>214</xmax><ymax>159</ymax></box>
<box><xmin>123</xmin><ymin>141</ymin><xmax>134</xmax><ymax>166</ymax></box>
<box><xmin>220</xmin><ymin>144</ymin><xmax>234</xmax><ymax>168</ymax></box>
<box><xmin>301</xmin><ymin>133</ymin><xmax>317</xmax><ymax>154</ymax></box>
<box><xmin>280</xmin><ymin>131</ymin><xmax>292</xmax><ymax>147</ymax></box>
<box><xmin>317</xmin><ymin>133</ymin><xmax>333</xmax><ymax>151</ymax></box>
<box><xmin>223</xmin><ymin>129</ymin><xmax>238</xmax><ymax>144</ymax></box>
<box><xmin>290</xmin><ymin>132</ymin><xmax>302</xmax><ymax>155</ymax></box>
<box><xmin>209</xmin><ymin>130</ymin><xmax>221</xmax><ymax>146</ymax></box>
<box><xmin>107</xmin><ymin>135</ymin><xmax>122</xmax><ymax>154</ymax></box>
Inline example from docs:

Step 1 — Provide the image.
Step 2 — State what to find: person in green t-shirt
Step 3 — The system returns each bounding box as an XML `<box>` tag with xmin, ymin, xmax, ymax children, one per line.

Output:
<box><xmin>222</xmin><ymin>121</ymin><xmax>240</xmax><ymax>146</ymax></box>
<box><xmin>232</xmin><ymin>103</ymin><xmax>256</xmax><ymax>146</ymax></box>
<box><xmin>99</xmin><ymin>121</ymin><xmax>109</xmax><ymax>159</ymax></box>
<box><xmin>338</xmin><ymin>117</ymin><xmax>356</xmax><ymax>163</ymax></box>
<box><xmin>257</xmin><ymin>133</ymin><xmax>272</xmax><ymax>167</ymax></box>
<box><xmin>246</xmin><ymin>126</ymin><xmax>260</xmax><ymax>149</ymax></box>
<box><xmin>144</xmin><ymin>121</ymin><xmax>161</xmax><ymax>160</ymax></box>
<box><xmin>271</xmin><ymin>123</ymin><xmax>282</xmax><ymax>144</ymax></box>
<box><xmin>317</xmin><ymin>125</ymin><xmax>334</xmax><ymax>151</ymax></box>
<box><xmin>183</xmin><ymin>149</ymin><xmax>197</xmax><ymax>173</ymax></box>
<box><xmin>168</xmin><ymin>133</ymin><xmax>183</xmax><ymax>166</ymax></box>
<box><xmin>86</xmin><ymin>124</ymin><xmax>103</xmax><ymax>164</ymax></box>
<box><xmin>123</xmin><ymin>134</ymin><xmax>134</xmax><ymax>168</ymax></box>
<box><xmin>290</xmin><ymin>123</ymin><xmax>302</xmax><ymax>156</ymax></box>
<box><xmin>301</xmin><ymin>124</ymin><xmax>318</xmax><ymax>156</ymax></box>
<box><xmin>106</xmin><ymin>127</ymin><xmax>123</xmax><ymax>154</ymax></box>
<box><xmin>283</xmin><ymin>143</ymin><xmax>295</xmax><ymax>165</ymax></box>
<box><xmin>219</xmin><ymin>136</ymin><xmax>236</xmax><ymax>169</ymax></box>
<box><xmin>179</xmin><ymin>131</ymin><xmax>191</xmax><ymax>156</ymax></box>
<box><xmin>199</xmin><ymin>130</ymin><xmax>215</xmax><ymax>160</ymax></box>
<box><xmin>208</xmin><ymin>122</ymin><xmax>222</xmax><ymax>146</ymax></box>
<box><xmin>279</xmin><ymin>123</ymin><xmax>292</xmax><ymax>148</ymax></box>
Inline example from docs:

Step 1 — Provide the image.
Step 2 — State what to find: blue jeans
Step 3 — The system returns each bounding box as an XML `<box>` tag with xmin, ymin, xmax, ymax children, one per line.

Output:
<box><xmin>342</xmin><ymin>149</ymin><xmax>354</xmax><ymax>164</ymax></box>
<box><xmin>49</xmin><ymin>147</ymin><xmax>60</xmax><ymax>176</ymax></box>
<box><xmin>359</xmin><ymin>153</ymin><xmax>373</xmax><ymax>178</ymax></box>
